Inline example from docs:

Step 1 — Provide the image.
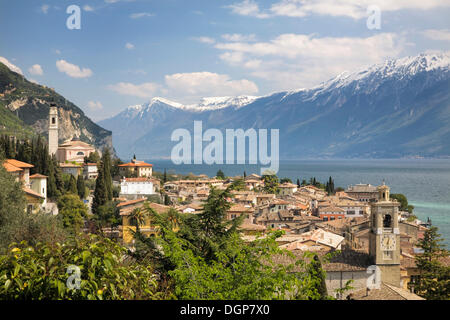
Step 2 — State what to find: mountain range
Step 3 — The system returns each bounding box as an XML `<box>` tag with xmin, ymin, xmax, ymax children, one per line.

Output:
<box><xmin>99</xmin><ymin>52</ymin><xmax>450</xmax><ymax>160</ymax></box>
<box><xmin>0</xmin><ymin>62</ymin><xmax>113</xmax><ymax>153</ymax></box>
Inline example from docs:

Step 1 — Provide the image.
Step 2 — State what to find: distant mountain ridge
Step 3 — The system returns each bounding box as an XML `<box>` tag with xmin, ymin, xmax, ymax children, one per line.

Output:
<box><xmin>99</xmin><ymin>52</ymin><xmax>450</xmax><ymax>160</ymax></box>
<box><xmin>0</xmin><ymin>62</ymin><xmax>113</xmax><ymax>153</ymax></box>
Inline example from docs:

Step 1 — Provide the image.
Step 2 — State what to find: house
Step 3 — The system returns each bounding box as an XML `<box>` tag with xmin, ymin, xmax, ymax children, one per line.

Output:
<box><xmin>119</xmin><ymin>177</ymin><xmax>159</xmax><ymax>199</ymax></box>
<box><xmin>2</xmin><ymin>159</ymin><xmax>47</xmax><ymax>213</ymax></box>
<box><xmin>318</xmin><ymin>206</ymin><xmax>346</xmax><ymax>221</ymax></box>
<box><xmin>226</xmin><ymin>204</ymin><xmax>255</xmax><ymax>223</ymax></box>
<box><xmin>30</xmin><ymin>173</ymin><xmax>47</xmax><ymax>206</ymax></box>
<box><xmin>279</xmin><ymin>228</ymin><xmax>344</xmax><ymax>252</ymax></box>
<box><xmin>177</xmin><ymin>203</ymin><xmax>203</xmax><ymax>214</ymax></box>
<box><xmin>118</xmin><ymin>199</ymin><xmax>171</xmax><ymax>244</ymax></box>
<box><xmin>59</xmin><ymin>162</ymin><xmax>83</xmax><ymax>177</ymax></box>
<box><xmin>83</xmin><ymin>162</ymin><xmax>98</xmax><ymax>179</ymax></box>
<box><xmin>345</xmin><ymin>184</ymin><xmax>379</xmax><ymax>203</ymax></box>
<box><xmin>56</xmin><ymin>137</ymin><xmax>96</xmax><ymax>163</ymax></box>
<box><xmin>3</xmin><ymin>159</ymin><xmax>33</xmax><ymax>187</ymax></box>
<box><xmin>278</xmin><ymin>182</ymin><xmax>298</xmax><ymax>196</ymax></box>
<box><xmin>119</xmin><ymin>159</ymin><xmax>153</xmax><ymax>177</ymax></box>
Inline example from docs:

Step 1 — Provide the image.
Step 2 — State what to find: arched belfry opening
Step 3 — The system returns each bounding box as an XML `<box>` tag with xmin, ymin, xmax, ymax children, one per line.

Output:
<box><xmin>383</xmin><ymin>214</ymin><xmax>392</xmax><ymax>228</ymax></box>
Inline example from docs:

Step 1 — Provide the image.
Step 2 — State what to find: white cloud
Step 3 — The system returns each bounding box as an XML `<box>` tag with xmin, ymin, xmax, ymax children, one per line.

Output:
<box><xmin>40</xmin><ymin>4</ymin><xmax>50</xmax><ymax>14</ymax></box>
<box><xmin>125</xmin><ymin>42</ymin><xmax>135</xmax><ymax>50</ymax></box>
<box><xmin>130</xmin><ymin>12</ymin><xmax>154</xmax><ymax>19</ymax></box>
<box><xmin>193</xmin><ymin>37</ymin><xmax>216</xmax><ymax>44</ymax></box>
<box><xmin>56</xmin><ymin>60</ymin><xmax>93</xmax><ymax>78</ymax></box>
<box><xmin>422</xmin><ymin>29</ymin><xmax>450</xmax><ymax>42</ymax></box>
<box><xmin>227</xmin><ymin>0</ymin><xmax>450</xmax><ymax>20</ymax></box>
<box><xmin>87</xmin><ymin>101</ymin><xmax>103</xmax><ymax>110</ymax></box>
<box><xmin>222</xmin><ymin>33</ymin><xmax>257</xmax><ymax>42</ymax></box>
<box><xmin>108</xmin><ymin>82</ymin><xmax>160</xmax><ymax>98</ymax></box>
<box><xmin>28</xmin><ymin>64</ymin><xmax>44</xmax><ymax>76</ymax></box>
<box><xmin>215</xmin><ymin>33</ymin><xmax>404</xmax><ymax>89</ymax></box>
<box><xmin>164</xmin><ymin>72</ymin><xmax>259</xmax><ymax>97</ymax></box>
<box><xmin>0</xmin><ymin>57</ymin><xmax>23</xmax><ymax>75</ymax></box>
<box><xmin>83</xmin><ymin>5</ymin><xmax>95</xmax><ymax>12</ymax></box>
<box><xmin>226</xmin><ymin>0</ymin><xmax>270</xmax><ymax>19</ymax></box>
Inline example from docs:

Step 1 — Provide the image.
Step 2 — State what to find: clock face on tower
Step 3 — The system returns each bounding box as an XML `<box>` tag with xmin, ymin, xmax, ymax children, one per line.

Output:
<box><xmin>380</xmin><ymin>234</ymin><xmax>396</xmax><ymax>251</ymax></box>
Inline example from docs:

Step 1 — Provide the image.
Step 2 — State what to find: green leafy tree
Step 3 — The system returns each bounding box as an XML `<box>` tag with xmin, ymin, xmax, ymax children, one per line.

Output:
<box><xmin>230</xmin><ymin>178</ymin><xmax>246</xmax><ymax>191</ymax></box>
<box><xmin>390</xmin><ymin>193</ymin><xmax>414</xmax><ymax>213</ymax></box>
<box><xmin>410</xmin><ymin>226</ymin><xmax>450</xmax><ymax>299</ymax></box>
<box><xmin>0</xmin><ymin>235</ymin><xmax>162</xmax><ymax>300</ymax></box>
<box><xmin>262</xmin><ymin>174</ymin><xmax>279</xmax><ymax>194</ymax></box>
<box><xmin>280</xmin><ymin>178</ymin><xmax>292</xmax><ymax>184</ymax></box>
<box><xmin>57</xmin><ymin>194</ymin><xmax>87</xmax><ymax>231</ymax></box>
<box><xmin>216</xmin><ymin>169</ymin><xmax>225</xmax><ymax>180</ymax></box>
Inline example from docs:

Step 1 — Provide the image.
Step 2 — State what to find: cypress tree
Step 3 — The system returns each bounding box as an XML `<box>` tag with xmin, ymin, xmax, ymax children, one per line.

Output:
<box><xmin>102</xmin><ymin>148</ymin><xmax>113</xmax><ymax>201</ymax></box>
<box><xmin>92</xmin><ymin>162</ymin><xmax>107</xmax><ymax>215</ymax></box>
<box><xmin>77</xmin><ymin>174</ymin><xmax>86</xmax><ymax>199</ymax></box>
<box><xmin>68</xmin><ymin>175</ymin><xmax>78</xmax><ymax>194</ymax></box>
<box><xmin>297</xmin><ymin>178</ymin><xmax>301</xmax><ymax>187</ymax></box>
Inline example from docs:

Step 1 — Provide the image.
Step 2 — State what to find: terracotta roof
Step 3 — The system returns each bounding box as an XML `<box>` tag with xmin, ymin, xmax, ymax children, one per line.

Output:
<box><xmin>350</xmin><ymin>283</ymin><xmax>424</xmax><ymax>300</ymax></box>
<box><xmin>119</xmin><ymin>162</ymin><xmax>153</xmax><ymax>167</ymax></box>
<box><xmin>23</xmin><ymin>187</ymin><xmax>45</xmax><ymax>199</ymax></box>
<box><xmin>228</xmin><ymin>204</ymin><xmax>254</xmax><ymax>213</ymax></box>
<box><xmin>30</xmin><ymin>173</ymin><xmax>48</xmax><ymax>179</ymax></box>
<box><xmin>117</xmin><ymin>198</ymin><xmax>146</xmax><ymax>208</ymax></box>
<box><xmin>3</xmin><ymin>162</ymin><xmax>22</xmax><ymax>172</ymax></box>
<box><xmin>5</xmin><ymin>159</ymin><xmax>34</xmax><ymax>168</ymax></box>
<box><xmin>239</xmin><ymin>223</ymin><xmax>266</xmax><ymax>231</ymax></box>
<box><xmin>123</xmin><ymin>177</ymin><xmax>156</xmax><ymax>182</ymax></box>
<box><xmin>319</xmin><ymin>206</ymin><xmax>346</xmax><ymax>213</ymax></box>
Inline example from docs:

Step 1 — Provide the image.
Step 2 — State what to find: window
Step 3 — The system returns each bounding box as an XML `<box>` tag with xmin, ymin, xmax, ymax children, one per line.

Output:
<box><xmin>52</xmin><ymin>117</ymin><xmax>55</xmax><ymax>124</ymax></box>
<box><xmin>383</xmin><ymin>214</ymin><xmax>392</xmax><ymax>228</ymax></box>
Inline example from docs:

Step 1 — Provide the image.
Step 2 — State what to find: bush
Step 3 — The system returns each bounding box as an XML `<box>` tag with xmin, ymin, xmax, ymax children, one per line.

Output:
<box><xmin>0</xmin><ymin>234</ymin><xmax>162</xmax><ymax>300</ymax></box>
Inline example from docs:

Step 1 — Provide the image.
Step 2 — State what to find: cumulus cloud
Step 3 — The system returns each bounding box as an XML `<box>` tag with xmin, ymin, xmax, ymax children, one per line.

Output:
<box><xmin>225</xmin><ymin>0</ymin><xmax>270</xmax><ymax>19</ymax></box>
<box><xmin>215</xmin><ymin>33</ymin><xmax>404</xmax><ymax>89</ymax></box>
<box><xmin>87</xmin><ymin>101</ymin><xmax>103</xmax><ymax>110</ymax></box>
<box><xmin>164</xmin><ymin>72</ymin><xmax>258</xmax><ymax>97</ymax></box>
<box><xmin>28</xmin><ymin>64</ymin><xmax>43</xmax><ymax>76</ymax></box>
<box><xmin>130</xmin><ymin>12</ymin><xmax>154</xmax><ymax>19</ymax></box>
<box><xmin>108</xmin><ymin>82</ymin><xmax>160</xmax><ymax>98</ymax></box>
<box><xmin>422</xmin><ymin>29</ymin><xmax>450</xmax><ymax>42</ymax></box>
<box><xmin>40</xmin><ymin>4</ymin><xmax>50</xmax><ymax>14</ymax></box>
<box><xmin>56</xmin><ymin>60</ymin><xmax>93</xmax><ymax>78</ymax></box>
<box><xmin>222</xmin><ymin>33</ymin><xmax>257</xmax><ymax>42</ymax></box>
<box><xmin>0</xmin><ymin>57</ymin><xmax>23</xmax><ymax>75</ymax></box>
<box><xmin>227</xmin><ymin>0</ymin><xmax>450</xmax><ymax>20</ymax></box>
<box><xmin>192</xmin><ymin>37</ymin><xmax>216</xmax><ymax>44</ymax></box>
<box><xmin>83</xmin><ymin>5</ymin><xmax>95</xmax><ymax>12</ymax></box>
<box><xmin>125</xmin><ymin>42</ymin><xmax>135</xmax><ymax>50</ymax></box>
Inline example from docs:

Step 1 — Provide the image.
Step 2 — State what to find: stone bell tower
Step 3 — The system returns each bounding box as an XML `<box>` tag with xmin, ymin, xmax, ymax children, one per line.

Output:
<box><xmin>48</xmin><ymin>104</ymin><xmax>59</xmax><ymax>156</ymax></box>
<box><xmin>369</xmin><ymin>182</ymin><xmax>401</xmax><ymax>287</ymax></box>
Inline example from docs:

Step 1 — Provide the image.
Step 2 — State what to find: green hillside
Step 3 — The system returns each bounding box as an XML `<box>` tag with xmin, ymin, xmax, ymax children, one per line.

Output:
<box><xmin>0</xmin><ymin>62</ymin><xmax>113</xmax><ymax>151</ymax></box>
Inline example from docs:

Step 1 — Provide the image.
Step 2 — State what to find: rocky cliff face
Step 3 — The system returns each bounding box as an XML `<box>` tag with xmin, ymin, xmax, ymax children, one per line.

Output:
<box><xmin>0</xmin><ymin>62</ymin><xmax>113</xmax><ymax>153</ymax></box>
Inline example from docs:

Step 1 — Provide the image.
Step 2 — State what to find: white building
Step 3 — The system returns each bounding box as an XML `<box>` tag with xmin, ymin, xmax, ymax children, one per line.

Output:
<box><xmin>120</xmin><ymin>177</ymin><xmax>158</xmax><ymax>198</ymax></box>
<box><xmin>30</xmin><ymin>174</ymin><xmax>47</xmax><ymax>206</ymax></box>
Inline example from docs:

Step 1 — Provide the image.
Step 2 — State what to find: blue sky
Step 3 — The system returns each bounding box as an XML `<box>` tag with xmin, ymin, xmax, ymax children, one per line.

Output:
<box><xmin>0</xmin><ymin>0</ymin><xmax>449</xmax><ymax>121</ymax></box>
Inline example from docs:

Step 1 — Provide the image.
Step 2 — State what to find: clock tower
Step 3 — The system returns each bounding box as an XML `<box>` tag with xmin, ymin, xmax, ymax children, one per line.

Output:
<box><xmin>369</xmin><ymin>183</ymin><xmax>401</xmax><ymax>287</ymax></box>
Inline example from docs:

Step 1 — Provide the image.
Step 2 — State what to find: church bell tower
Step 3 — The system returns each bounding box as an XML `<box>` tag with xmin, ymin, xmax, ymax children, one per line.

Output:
<box><xmin>369</xmin><ymin>183</ymin><xmax>401</xmax><ymax>287</ymax></box>
<box><xmin>48</xmin><ymin>104</ymin><xmax>59</xmax><ymax>156</ymax></box>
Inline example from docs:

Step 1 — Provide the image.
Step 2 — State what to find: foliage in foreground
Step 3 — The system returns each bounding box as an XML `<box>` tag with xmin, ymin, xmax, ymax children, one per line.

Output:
<box><xmin>132</xmin><ymin>186</ymin><xmax>332</xmax><ymax>300</ymax></box>
<box><xmin>0</xmin><ymin>234</ymin><xmax>162</xmax><ymax>300</ymax></box>
<box><xmin>411</xmin><ymin>226</ymin><xmax>450</xmax><ymax>300</ymax></box>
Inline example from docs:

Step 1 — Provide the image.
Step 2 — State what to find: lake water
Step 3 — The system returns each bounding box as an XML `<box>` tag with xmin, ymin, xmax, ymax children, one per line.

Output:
<box><xmin>146</xmin><ymin>159</ymin><xmax>450</xmax><ymax>248</ymax></box>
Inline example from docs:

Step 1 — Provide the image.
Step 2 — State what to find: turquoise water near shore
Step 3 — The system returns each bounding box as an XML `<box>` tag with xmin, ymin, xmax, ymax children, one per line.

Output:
<box><xmin>146</xmin><ymin>159</ymin><xmax>450</xmax><ymax>248</ymax></box>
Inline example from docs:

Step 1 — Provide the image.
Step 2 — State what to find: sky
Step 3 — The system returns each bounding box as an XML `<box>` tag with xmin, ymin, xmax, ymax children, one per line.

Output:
<box><xmin>0</xmin><ymin>0</ymin><xmax>449</xmax><ymax>121</ymax></box>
